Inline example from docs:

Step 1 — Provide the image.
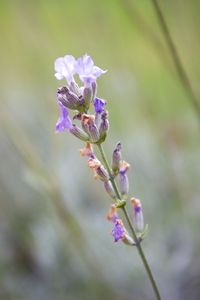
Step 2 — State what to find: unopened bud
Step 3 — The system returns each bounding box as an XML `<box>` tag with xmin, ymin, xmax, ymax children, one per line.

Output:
<box><xmin>88</xmin><ymin>157</ymin><xmax>109</xmax><ymax>181</ymax></box>
<box><xmin>99</xmin><ymin>111</ymin><xmax>109</xmax><ymax>142</ymax></box>
<box><xmin>131</xmin><ymin>198</ymin><xmax>144</xmax><ymax>232</ymax></box>
<box><xmin>119</xmin><ymin>161</ymin><xmax>130</xmax><ymax>197</ymax></box>
<box><xmin>88</xmin><ymin>123</ymin><xmax>99</xmax><ymax>143</ymax></box>
<box><xmin>69</xmin><ymin>125</ymin><xmax>89</xmax><ymax>141</ymax></box>
<box><xmin>112</xmin><ymin>142</ymin><xmax>122</xmax><ymax>174</ymax></box>
<box><xmin>96</xmin><ymin>165</ymin><xmax>109</xmax><ymax>182</ymax></box>
<box><xmin>81</xmin><ymin>114</ymin><xmax>99</xmax><ymax>142</ymax></box>
<box><xmin>119</xmin><ymin>173</ymin><xmax>129</xmax><ymax>197</ymax></box>
<box><xmin>122</xmin><ymin>234</ymin><xmax>135</xmax><ymax>246</ymax></box>
<box><xmin>104</xmin><ymin>181</ymin><xmax>116</xmax><ymax>199</ymax></box>
<box><xmin>57</xmin><ymin>86</ymin><xmax>79</xmax><ymax>110</ymax></box>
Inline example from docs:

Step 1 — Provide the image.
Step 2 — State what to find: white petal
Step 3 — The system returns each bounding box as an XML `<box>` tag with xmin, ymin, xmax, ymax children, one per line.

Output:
<box><xmin>54</xmin><ymin>57</ymin><xmax>65</xmax><ymax>73</ymax></box>
<box><xmin>55</xmin><ymin>72</ymin><xmax>64</xmax><ymax>80</ymax></box>
<box><xmin>92</xmin><ymin>66</ymin><xmax>107</xmax><ymax>78</ymax></box>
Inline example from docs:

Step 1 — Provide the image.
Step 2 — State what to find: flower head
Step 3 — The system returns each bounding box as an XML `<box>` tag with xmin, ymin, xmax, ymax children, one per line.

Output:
<box><xmin>54</xmin><ymin>55</ymin><xmax>76</xmax><ymax>84</ymax></box>
<box><xmin>75</xmin><ymin>54</ymin><xmax>107</xmax><ymax>86</ymax></box>
<box><xmin>56</xmin><ymin>102</ymin><xmax>72</xmax><ymax>132</ymax></box>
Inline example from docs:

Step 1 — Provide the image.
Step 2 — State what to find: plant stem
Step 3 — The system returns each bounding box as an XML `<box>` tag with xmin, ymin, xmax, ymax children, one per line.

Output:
<box><xmin>97</xmin><ymin>143</ymin><xmax>162</xmax><ymax>300</ymax></box>
<box><xmin>151</xmin><ymin>0</ymin><xmax>200</xmax><ymax>121</ymax></box>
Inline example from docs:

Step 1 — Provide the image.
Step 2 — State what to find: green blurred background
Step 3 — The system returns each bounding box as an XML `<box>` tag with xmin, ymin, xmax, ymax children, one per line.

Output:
<box><xmin>0</xmin><ymin>0</ymin><xmax>200</xmax><ymax>299</ymax></box>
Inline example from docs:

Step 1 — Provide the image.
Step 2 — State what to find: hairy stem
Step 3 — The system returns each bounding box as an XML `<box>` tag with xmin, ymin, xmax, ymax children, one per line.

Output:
<box><xmin>97</xmin><ymin>143</ymin><xmax>162</xmax><ymax>300</ymax></box>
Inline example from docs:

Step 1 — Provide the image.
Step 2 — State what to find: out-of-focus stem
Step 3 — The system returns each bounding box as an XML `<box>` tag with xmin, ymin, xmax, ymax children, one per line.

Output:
<box><xmin>151</xmin><ymin>0</ymin><xmax>200</xmax><ymax>122</ymax></box>
<box><xmin>97</xmin><ymin>143</ymin><xmax>162</xmax><ymax>300</ymax></box>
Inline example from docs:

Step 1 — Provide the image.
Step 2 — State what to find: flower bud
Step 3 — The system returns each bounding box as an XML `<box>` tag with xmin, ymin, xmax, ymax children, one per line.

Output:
<box><xmin>96</xmin><ymin>165</ymin><xmax>109</xmax><ymax>181</ymax></box>
<box><xmin>99</xmin><ymin>111</ymin><xmax>109</xmax><ymax>142</ymax></box>
<box><xmin>122</xmin><ymin>234</ymin><xmax>135</xmax><ymax>246</ymax></box>
<box><xmin>88</xmin><ymin>157</ymin><xmax>109</xmax><ymax>181</ymax></box>
<box><xmin>104</xmin><ymin>181</ymin><xmax>116</xmax><ymax>199</ymax></box>
<box><xmin>57</xmin><ymin>86</ymin><xmax>80</xmax><ymax>110</ymax></box>
<box><xmin>81</xmin><ymin>114</ymin><xmax>94</xmax><ymax>134</ymax></box>
<box><xmin>81</xmin><ymin>114</ymin><xmax>99</xmax><ymax>142</ymax></box>
<box><xmin>112</xmin><ymin>142</ymin><xmax>122</xmax><ymax>175</ymax></box>
<box><xmin>119</xmin><ymin>161</ymin><xmax>130</xmax><ymax>197</ymax></box>
<box><xmin>131</xmin><ymin>198</ymin><xmax>144</xmax><ymax>232</ymax></box>
<box><xmin>88</xmin><ymin>123</ymin><xmax>99</xmax><ymax>142</ymax></box>
<box><xmin>69</xmin><ymin>125</ymin><xmax>89</xmax><ymax>141</ymax></box>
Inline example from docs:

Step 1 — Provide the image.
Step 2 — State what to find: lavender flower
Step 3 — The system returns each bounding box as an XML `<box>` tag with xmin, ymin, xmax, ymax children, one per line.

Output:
<box><xmin>107</xmin><ymin>205</ymin><xmax>126</xmax><ymax>241</ymax></box>
<box><xmin>75</xmin><ymin>54</ymin><xmax>107</xmax><ymax>87</ymax></box>
<box><xmin>54</xmin><ymin>55</ymin><xmax>76</xmax><ymax>84</ymax></box>
<box><xmin>55</xmin><ymin>102</ymin><xmax>72</xmax><ymax>132</ymax></box>
<box><xmin>107</xmin><ymin>205</ymin><xmax>134</xmax><ymax>244</ymax></box>
<box><xmin>131</xmin><ymin>198</ymin><xmax>144</xmax><ymax>232</ymax></box>
<box><xmin>112</xmin><ymin>219</ymin><xmax>126</xmax><ymax>242</ymax></box>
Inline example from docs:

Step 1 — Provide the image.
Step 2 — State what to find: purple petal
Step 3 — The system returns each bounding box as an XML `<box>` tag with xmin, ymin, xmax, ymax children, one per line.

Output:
<box><xmin>54</xmin><ymin>55</ymin><xmax>76</xmax><ymax>83</ymax></box>
<box><xmin>76</xmin><ymin>55</ymin><xmax>94</xmax><ymax>75</ymax></box>
<box><xmin>112</xmin><ymin>220</ymin><xmax>125</xmax><ymax>242</ymax></box>
<box><xmin>75</xmin><ymin>54</ymin><xmax>107</xmax><ymax>85</ymax></box>
<box><xmin>92</xmin><ymin>66</ymin><xmax>107</xmax><ymax>78</ymax></box>
<box><xmin>55</xmin><ymin>102</ymin><xmax>72</xmax><ymax>132</ymax></box>
<box><xmin>134</xmin><ymin>206</ymin><xmax>141</xmax><ymax>214</ymax></box>
<box><xmin>94</xmin><ymin>97</ymin><xmax>106</xmax><ymax>114</ymax></box>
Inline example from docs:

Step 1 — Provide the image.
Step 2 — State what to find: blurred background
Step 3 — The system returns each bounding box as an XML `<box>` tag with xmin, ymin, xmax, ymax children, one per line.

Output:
<box><xmin>0</xmin><ymin>0</ymin><xmax>200</xmax><ymax>299</ymax></box>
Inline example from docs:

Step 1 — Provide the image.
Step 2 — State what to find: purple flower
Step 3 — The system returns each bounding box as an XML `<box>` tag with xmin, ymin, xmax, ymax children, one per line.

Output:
<box><xmin>75</xmin><ymin>54</ymin><xmax>107</xmax><ymax>86</ymax></box>
<box><xmin>112</xmin><ymin>219</ymin><xmax>126</xmax><ymax>242</ymax></box>
<box><xmin>54</xmin><ymin>55</ymin><xmax>76</xmax><ymax>83</ymax></box>
<box><xmin>56</xmin><ymin>102</ymin><xmax>72</xmax><ymax>132</ymax></box>
<box><xmin>94</xmin><ymin>97</ymin><xmax>106</xmax><ymax>114</ymax></box>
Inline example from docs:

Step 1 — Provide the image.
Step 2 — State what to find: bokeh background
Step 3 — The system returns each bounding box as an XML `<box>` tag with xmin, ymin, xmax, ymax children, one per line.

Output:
<box><xmin>0</xmin><ymin>0</ymin><xmax>200</xmax><ymax>299</ymax></box>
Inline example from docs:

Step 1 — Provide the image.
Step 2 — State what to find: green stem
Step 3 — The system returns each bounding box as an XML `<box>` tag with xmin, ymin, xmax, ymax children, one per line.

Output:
<box><xmin>151</xmin><ymin>0</ymin><xmax>200</xmax><ymax>122</ymax></box>
<box><xmin>97</xmin><ymin>143</ymin><xmax>162</xmax><ymax>300</ymax></box>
